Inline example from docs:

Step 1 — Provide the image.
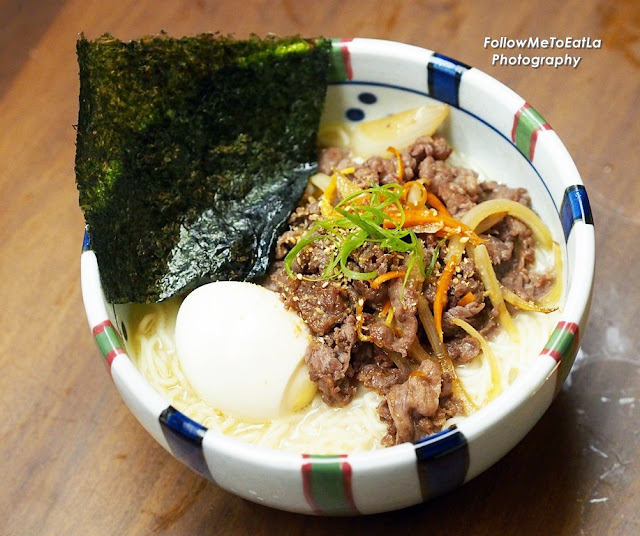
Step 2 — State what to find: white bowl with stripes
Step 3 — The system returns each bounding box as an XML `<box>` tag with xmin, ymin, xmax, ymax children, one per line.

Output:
<box><xmin>81</xmin><ymin>38</ymin><xmax>594</xmax><ymax>515</ymax></box>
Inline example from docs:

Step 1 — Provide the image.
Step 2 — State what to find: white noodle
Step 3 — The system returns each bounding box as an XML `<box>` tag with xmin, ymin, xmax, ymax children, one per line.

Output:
<box><xmin>127</xmin><ymin>297</ymin><xmax>557</xmax><ymax>453</ymax></box>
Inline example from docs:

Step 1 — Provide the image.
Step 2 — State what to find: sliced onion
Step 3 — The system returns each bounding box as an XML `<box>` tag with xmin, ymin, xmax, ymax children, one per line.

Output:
<box><xmin>501</xmin><ymin>284</ymin><xmax>558</xmax><ymax>313</ymax></box>
<box><xmin>407</xmin><ymin>338</ymin><xmax>432</xmax><ymax>363</ymax></box>
<box><xmin>473</xmin><ymin>244</ymin><xmax>519</xmax><ymax>342</ymax></box>
<box><xmin>318</xmin><ymin>103</ymin><xmax>449</xmax><ymax>159</ymax></box>
<box><xmin>461</xmin><ymin>198</ymin><xmax>553</xmax><ymax>249</ymax></box>
<box><xmin>461</xmin><ymin>198</ymin><xmax>563</xmax><ymax>311</ymax></box>
<box><xmin>451</xmin><ymin>317</ymin><xmax>502</xmax><ymax>406</ymax></box>
<box><xmin>309</xmin><ymin>172</ymin><xmax>332</xmax><ymax>192</ymax></box>
<box><xmin>417</xmin><ymin>295</ymin><xmax>476</xmax><ymax>415</ymax></box>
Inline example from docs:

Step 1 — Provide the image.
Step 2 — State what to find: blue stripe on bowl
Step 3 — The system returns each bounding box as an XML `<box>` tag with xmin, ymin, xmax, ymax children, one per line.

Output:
<box><xmin>560</xmin><ymin>185</ymin><xmax>594</xmax><ymax>241</ymax></box>
<box><xmin>159</xmin><ymin>406</ymin><xmax>215</xmax><ymax>482</ymax></box>
<box><xmin>82</xmin><ymin>229</ymin><xmax>91</xmax><ymax>251</ymax></box>
<box><xmin>427</xmin><ymin>53</ymin><xmax>471</xmax><ymax>107</ymax></box>
<box><xmin>414</xmin><ymin>427</ymin><xmax>469</xmax><ymax>500</ymax></box>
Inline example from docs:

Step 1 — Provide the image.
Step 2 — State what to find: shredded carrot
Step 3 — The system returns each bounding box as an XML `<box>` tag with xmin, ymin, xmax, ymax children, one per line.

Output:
<box><xmin>457</xmin><ymin>291</ymin><xmax>475</xmax><ymax>307</ymax></box>
<box><xmin>434</xmin><ymin>256</ymin><xmax>458</xmax><ymax>341</ymax></box>
<box><xmin>384</xmin><ymin>306</ymin><xmax>395</xmax><ymax>326</ymax></box>
<box><xmin>387</xmin><ymin>146</ymin><xmax>405</xmax><ymax>183</ymax></box>
<box><xmin>379</xmin><ymin>299</ymin><xmax>392</xmax><ymax>317</ymax></box>
<box><xmin>426</xmin><ymin>192</ymin><xmax>451</xmax><ymax>216</ymax></box>
<box><xmin>379</xmin><ymin>300</ymin><xmax>395</xmax><ymax>326</ymax></box>
<box><xmin>402</xmin><ymin>208</ymin><xmax>474</xmax><ymax>234</ymax></box>
<box><xmin>370</xmin><ymin>270</ymin><xmax>407</xmax><ymax>289</ymax></box>
<box><xmin>383</xmin><ymin>207</ymin><xmax>483</xmax><ymax>245</ymax></box>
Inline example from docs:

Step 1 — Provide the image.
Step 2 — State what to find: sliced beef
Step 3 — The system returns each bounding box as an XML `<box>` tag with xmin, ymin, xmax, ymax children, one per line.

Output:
<box><xmin>304</xmin><ymin>315</ymin><xmax>358</xmax><ymax>406</ymax></box>
<box><xmin>352</xmin><ymin>155</ymin><xmax>397</xmax><ymax>187</ymax></box>
<box><xmin>480</xmin><ymin>180</ymin><xmax>531</xmax><ymax>206</ymax></box>
<box><xmin>486</xmin><ymin>216</ymin><xmax>538</xmax><ymax>302</ymax></box>
<box><xmin>352</xmin><ymin>345</ymin><xmax>409</xmax><ymax>395</ymax></box>
<box><xmin>273</xmin><ymin>201</ymin><xmax>322</xmax><ymax>260</ymax></box>
<box><xmin>292</xmin><ymin>280</ymin><xmax>350</xmax><ymax>335</ymax></box>
<box><xmin>481</xmin><ymin>234</ymin><xmax>515</xmax><ymax>266</ymax></box>
<box><xmin>446</xmin><ymin>335</ymin><xmax>481</xmax><ymax>365</ymax></box>
<box><xmin>384</xmin><ymin>274</ymin><xmax>420</xmax><ymax>356</ymax></box>
<box><xmin>407</xmin><ymin>135</ymin><xmax>452</xmax><ymax>163</ymax></box>
<box><xmin>443</xmin><ymin>300</ymin><xmax>486</xmax><ymax>334</ymax></box>
<box><xmin>418</xmin><ymin>157</ymin><xmax>482</xmax><ymax>217</ymax></box>
<box><xmin>380</xmin><ymin>359</ymin><xmax>443</xmax><ymax>445</ymax></box>
<box><xmin>318</xmin><ymin>146</ymin><xmax>351</xmax><ymax>175</ymax></box>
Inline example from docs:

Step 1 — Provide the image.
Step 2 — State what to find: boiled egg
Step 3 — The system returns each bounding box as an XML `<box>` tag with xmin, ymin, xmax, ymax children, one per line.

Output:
<box><xmin>174</xmin><ymin>281</ymin><xmax>316</xmax><ymax>422</ymax></box>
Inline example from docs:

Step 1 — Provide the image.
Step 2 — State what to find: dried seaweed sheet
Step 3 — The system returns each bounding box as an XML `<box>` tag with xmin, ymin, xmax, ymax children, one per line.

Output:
<box><xmin>75</xmin><ymin>33</ymin><xmax>331</xmax><ymax>303</ymax></box>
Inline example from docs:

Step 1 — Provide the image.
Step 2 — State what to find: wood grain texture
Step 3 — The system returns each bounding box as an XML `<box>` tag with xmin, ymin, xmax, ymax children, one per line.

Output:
<box><xmin>1</xmin><ymin>0</ymin><xmax>638</xmax><ymax>534</ymax></box>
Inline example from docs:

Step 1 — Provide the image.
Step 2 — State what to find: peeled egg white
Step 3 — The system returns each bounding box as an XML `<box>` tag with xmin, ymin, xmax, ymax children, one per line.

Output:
<box><xmin>174</xmin><ymin>281</ymin><xmax>316</xmax><ymax>422</ymax></box>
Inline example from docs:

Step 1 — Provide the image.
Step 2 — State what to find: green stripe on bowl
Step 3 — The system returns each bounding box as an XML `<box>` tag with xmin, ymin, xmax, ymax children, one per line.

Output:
<box><xmin>511</xmin><ymin>103</ymin><xmax>551</xmax><ymax>161</ymax></box>
<box><xmin>92</xmin><ymin>319</ymin><xmax>125</xmax><ymax>369</ymax></box>
<box><xmin>329</xmin><ymin>39</ymin><xmax>353</xmax><ymax>82</ymax></box>
<box><xmin>541</xmin><ymin>321</ymin><xmax>579</xmax><ymax>392</ymax></box>
<box><xmin>301</xmin><ymin>454</ymin><xmax>359</xmax><ymax>516</ymax></box>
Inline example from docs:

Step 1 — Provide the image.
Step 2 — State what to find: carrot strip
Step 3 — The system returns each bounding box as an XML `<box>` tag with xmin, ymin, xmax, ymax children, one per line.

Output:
<box><xmin>434</xmin><ymin>255</ymin><xmax>458</xmax><ymax>341</ymax></box>
<box><xmin>379</xmin><ymin>299</ymin><xmax>392</xmax><ymax>317</ymax></box>
<box><xmin>457</xmin><ymin>291</ymin><xmax>475</xmax><ymax>307</ymax></box>
<box><xmin>370</xmin><ymin>270</ymin><xmax>407</xmax><ymax>289</ymax></box>
<box><xmin>402</xmin><ymin>208</ymin><xmax>473</xmax><ymax>232</ymax></box>
<box><xmin>383</xmin><ymin>207</ymin><xmax>483</xmax><ymax>245</ymax></box>
<box><xmin>426</xmin><ymin>192</ymin><xmax>451</xmax><ymax>216</ymax></box>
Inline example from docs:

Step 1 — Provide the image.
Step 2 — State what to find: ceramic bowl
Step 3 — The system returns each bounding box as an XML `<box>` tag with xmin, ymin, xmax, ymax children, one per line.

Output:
<box><xmin>80</xmin><ymin>38</ymin><xmax>595</xmax><ymax>515</ymax></box>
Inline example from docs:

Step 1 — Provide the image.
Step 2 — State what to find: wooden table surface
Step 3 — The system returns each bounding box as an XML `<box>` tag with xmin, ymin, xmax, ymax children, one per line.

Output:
<box><xmin>1</xmin><ymin>0</ymin><xmax>638</xmax><ymax>534</ymax></box>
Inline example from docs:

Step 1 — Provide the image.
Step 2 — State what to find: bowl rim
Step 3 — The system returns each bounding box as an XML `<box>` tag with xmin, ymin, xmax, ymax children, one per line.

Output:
<box><xmin>79</xmin><ymin>37</ymin><xmax>595</xmax><ymax>515</ymax></box>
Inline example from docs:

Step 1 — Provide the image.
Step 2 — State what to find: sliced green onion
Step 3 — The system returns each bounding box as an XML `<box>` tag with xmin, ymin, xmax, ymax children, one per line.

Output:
<box><xmin>424</xmin><ymin>238</ymin><xmax>446</xmax><ymax>281</ymax></box>
<box><xmin>284</xmin><ymin>182</ymin><xmax>438</xmax><ymax>283</ymax></box>
<box><xmin>339</xmin><ymin>229</ymin><xmax>376</xmax><ymax>280</ymax></box>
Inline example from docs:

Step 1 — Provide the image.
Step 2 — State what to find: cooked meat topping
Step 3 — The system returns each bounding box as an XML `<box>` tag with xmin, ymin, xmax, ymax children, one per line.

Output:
<box><xmin>265</xmin><ymin>134</ymin><xmax>555</xmax><ymax>445</ymax></box>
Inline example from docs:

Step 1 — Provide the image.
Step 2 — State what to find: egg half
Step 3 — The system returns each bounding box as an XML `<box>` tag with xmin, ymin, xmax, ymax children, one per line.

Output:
<box><xmin>174</xmin><ymin>281</ymin><xmax>317</xmax><ymax>422</ymax></box>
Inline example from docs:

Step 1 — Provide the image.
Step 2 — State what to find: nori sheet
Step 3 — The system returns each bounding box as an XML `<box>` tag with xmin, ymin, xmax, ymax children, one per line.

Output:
<box><xmin>75</xmin><ymin>33</ymin><xmax>331</xmax><ymax>303</ymax></box>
